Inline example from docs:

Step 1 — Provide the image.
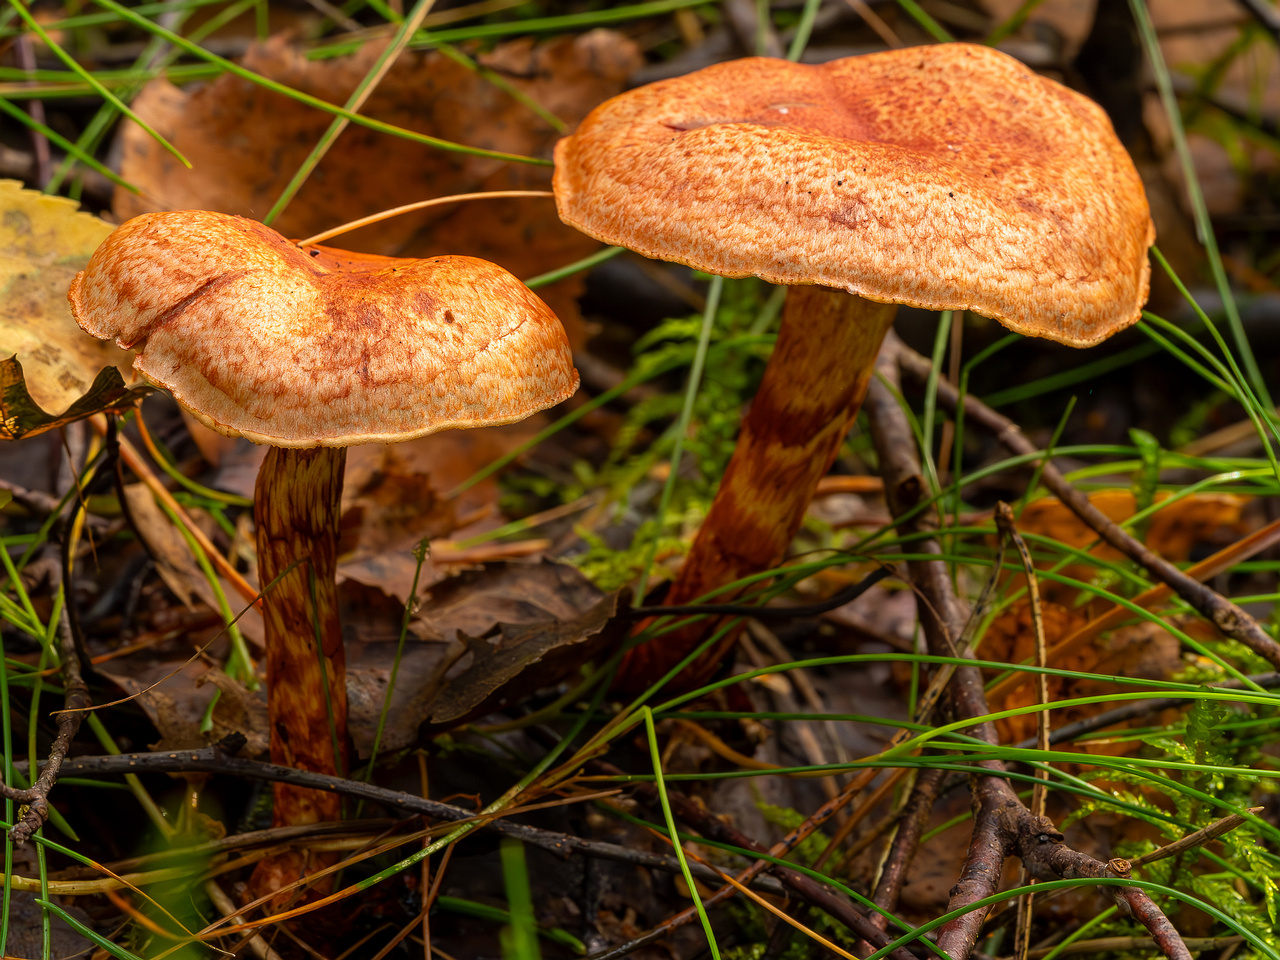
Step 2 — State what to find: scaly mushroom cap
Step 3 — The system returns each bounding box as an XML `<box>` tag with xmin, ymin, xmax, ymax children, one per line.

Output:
<box><xmin>554</xmin><ymin>44</ymin><xmax>1155</xmax><ymax>347</ymax></box>
<box><xmin>69</xmin><ymin>211</ymin><xmax>579</xmax><ymax>446</ymax></box>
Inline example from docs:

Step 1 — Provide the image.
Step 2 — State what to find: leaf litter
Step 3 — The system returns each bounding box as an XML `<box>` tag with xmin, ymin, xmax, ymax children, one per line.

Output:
<box><xmin>5</xmin><ymin>5</ymin><xmax>1280</xmax><ymax>959</ymax></box>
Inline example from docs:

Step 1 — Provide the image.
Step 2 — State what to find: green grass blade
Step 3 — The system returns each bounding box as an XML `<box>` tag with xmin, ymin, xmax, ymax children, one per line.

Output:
<box><xmin>633</xmin><ymin>274</ymin><xmax>722</xmax><ymax>606</ymax></box>
<box><xmin>0</xmin><ymin>98</ymin><xmax>139</xmax><ymax>193</ymax></box>
<box><xmin>264</xmin><ymin>0</ymin><xmax>437</xmax><ymax>225</ymax></box>
<box><xmin>6</xmin><ymin>0</ymin><xmax>190</xmax><ymax>169</ymax></box>
<box><xmin>981</xmin><ymin>340</ymin><xmax>1162</xmax><ymax>407</ymax></box>
<box><xmin>786</xmin><ymin>0</ymin><xmax>823</xmax><ymax>60</ymax></box>
<box><xmin>435</xmin><ymin>896</ymin><xmax>583</xmax><ymax>953</ymax></box>
<box><xmin>921</xmin><ymin>310</ymin><xmax>952</xmax><ymax>461</ymax></box>
<box><xmin>1128</xmin><ymin>0</ymin><xmax>1270</xmax><ymax>407</ymax></box>
<box><xmin>893</xmin><ymin>0</ymin><xmax>953</xmax><ymax>41</ymax></box>
<box><xmin>34</xmin><ymin>901</ymin><xmax>147</xmax><ymax>960</ymax></box>
<box><xmin>985</xmin><ymin>0</ymin><xmax>1047</xmax><ymax>45</ymax></box>
<box><xmin>313</xmin><ymin>0</ymin><xmax>715</xmax><ymax>53</ymax></box>
<box><xmin>0</xmin><ymin>0</ymin><xmax>228</xmax><ymax>39</ymax></box>
<box><xmin>499</xmin><ymin>838</ymin><xmax>542</xmax><ymax>960</ymax></box>
<box><xmin>362</xmin><ymin>543</ymin><xmax>428</xmax><ymax>779</ymax></box>
<box><xmin>91</xmin><ymin>0</ymin><xmax>551</xmax><ymax>167</ymax></box>
<box><xmin>525</xmin><ymin>246</ymin><xmax>624</xmax><ymax>289</ymax></box>
<box><xmin>642</xmin><ymin>707</ymin><xmax>720</xmax><ymax>960</ymax></box>
<box><xmin>436</xmin><ymin>42</ymin><xmax>567</xmax><ymax>133</ymax></box>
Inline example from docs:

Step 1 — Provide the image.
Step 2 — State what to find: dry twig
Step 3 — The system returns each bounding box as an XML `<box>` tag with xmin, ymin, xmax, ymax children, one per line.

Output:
<box><xmin>4</xmin><ymin>595</ymin><xmax>90</xmax><ymax>842</ymax></box>
<box><xmin>862</xmin><ymin>767</ymin><xmax>945</xmax><ymax>946</ymax></box>
<box><xmin>866</xmin><ymin>340</ymin><xmax>1192</xmax><ymax>960</ymax></box>
<box><xmin>20</xmin><ymin>747</ymin><xmax>786</xmax><ymax>897</ymax></box>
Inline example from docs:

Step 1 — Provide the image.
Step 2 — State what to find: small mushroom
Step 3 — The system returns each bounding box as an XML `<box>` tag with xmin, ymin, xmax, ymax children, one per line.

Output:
<box><xmin>68</xmin><ymin>210</ymin><xmax>578</xmax><ymax>890</ymax></box>
<box><xmin>554</xmin><ymin>44</ymin><xmax>1154</xmax><ymax>691</ymax></box>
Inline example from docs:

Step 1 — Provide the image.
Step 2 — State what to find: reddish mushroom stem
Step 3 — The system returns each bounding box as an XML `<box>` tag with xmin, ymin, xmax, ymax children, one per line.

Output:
<box><xmin>251</xmin><ymin>446</ymin><xmax>349</xmax><ymax>893</ymax></box>
<box><xmin>620</xmin><ymin>286</ymin><xmax>897</xmax><ymax>693</ymax></box>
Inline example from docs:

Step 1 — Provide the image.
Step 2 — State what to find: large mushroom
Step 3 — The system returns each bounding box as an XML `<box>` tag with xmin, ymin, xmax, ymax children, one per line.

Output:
<box><xmin>554</xmin><ymin>44</ymin><xmax>1154</xmax><ymax>692</ymax></box>
<box><xmin>68</xmin><ymin>211</ymin><xmax>578</xmax><ymax>890</ymax></box>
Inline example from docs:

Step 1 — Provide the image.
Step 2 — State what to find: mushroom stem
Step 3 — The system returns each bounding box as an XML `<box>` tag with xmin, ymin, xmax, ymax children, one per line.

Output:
<box><xmin>253</xmin><ymin>445</ymin><xmax>349</xmax><ymax>833</ymax></box>
<box><xmin>621</xmin><ymin>287</ymin><xmax>897</xmax><ymax>693</ymax></box>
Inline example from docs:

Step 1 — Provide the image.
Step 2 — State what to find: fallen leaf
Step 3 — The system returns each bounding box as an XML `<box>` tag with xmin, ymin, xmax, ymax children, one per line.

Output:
<box><xmin>113</xmin><ymin>31</ymin><xmax>642</xmax><ymax>348</ymax></box>
<box><xmin>96</xmin><ymin>659</ymin><xmax>268</xmax><ymax>756</ymax></box>
<box><xmin>984</xmin><ymin>602</ymin><xmax>1184</xmax><ymax>745</ymax></box>
<box><xmin>342</xmin><ymin>579</ymin><xmax>462</xmax><ymax>758</ymax></box>
<box><xmin>341</xmin><ymin>561</ymin><xmax>620</xmax><ymax>749</ymax></box>
<box><xmin>1016</xmin><ymin>490</ymin><xmax>1247</xmax><ymax>562</ymax></box>
<box><xmin>0</xmin><ymin>180</ymin><xmax>145</xmax><ymax>439</ymax></box>
<box><xmin>339</xmin><ymin>446</ymin><xmax>457</xmax><ymax>557</ymax></box>
<box><xmin>424</xmin><ymin>561</ymin><xmax>622</xmax><ymax>725</ymax></box>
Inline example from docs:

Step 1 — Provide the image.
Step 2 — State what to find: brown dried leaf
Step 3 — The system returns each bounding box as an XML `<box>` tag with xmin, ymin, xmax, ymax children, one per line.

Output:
<box><xmin>984</xmin><ymin>604</ymin><xmax>1183</xmax><ymax>744</ymax></box>
<box><xmin>339</xmin><ymin>446</ymin><xmax>457</xmax><ymax>557</ymax></box>
<box><xmin>113</xmin><ymin>31</ymin><xmax>642</xmax><ymax>347</ymax></box>
<box><xmin>96</xmin><ymin>659</ymin><xmax>268</xmax><ymax>755</ymax></box>
<box><xmin>342</xmin><ymin>562</ymin><xmax>620</xmax><ymax>749</ymax></box>
<box><xmin>1016</xmin><ymin>490</ymin><xmax>1247</xmax><ymax>562</ymax></box>
<box><xmin>0</xmin><ymin>180</ymin><xmax>144</xmax><ymax>439</ymax></box>
<box><xmin>424</xmin><ymin>562</ymin><xmax>622</xmax><ymax>725</ymax></box>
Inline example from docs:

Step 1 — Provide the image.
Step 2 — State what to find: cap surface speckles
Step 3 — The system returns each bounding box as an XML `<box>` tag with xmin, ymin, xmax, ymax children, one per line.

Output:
<box><xmin>68</xmin><ymin>211</ymin><xmax>578</xmax><ymax>446</ymax></box>
<box><xmin>554</xmin><ymin>44</ymin><xmax>1154</xmax><ymax>347</ymax></box>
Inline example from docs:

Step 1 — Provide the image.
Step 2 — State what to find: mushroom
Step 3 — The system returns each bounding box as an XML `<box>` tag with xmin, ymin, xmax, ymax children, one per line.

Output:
<box><xmin>554</xmin><ymin>44</ymin><xmax>1154</xmax><ymax>692</ymax></box>
<box><xmin>68</xmin><ymin>210</ymin><xmax>578</xmax><ymax>888</ymax></box>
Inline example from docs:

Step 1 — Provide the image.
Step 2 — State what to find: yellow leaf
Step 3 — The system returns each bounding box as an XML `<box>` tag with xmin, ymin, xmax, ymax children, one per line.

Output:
<box><xmin>0</xmin><ymin>180</ymin><xmax>144</xmax><ymax>440</ymax></box>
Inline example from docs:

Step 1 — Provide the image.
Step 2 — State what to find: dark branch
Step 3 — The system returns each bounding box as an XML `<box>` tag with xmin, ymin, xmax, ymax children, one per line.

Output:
<box><xmin>869</xmin><ymin>767</ymin><xmax>945</xmax><ymax>931</ymax></box>
<box><xmin>16</xmin><ymin>746</ymin><xmax>785</xmax><ymax>895</ymax></box>
<box><xmin>4</xmin><ymin>597</ymin><xmax>91</xmax><ymax>843</ymax></box>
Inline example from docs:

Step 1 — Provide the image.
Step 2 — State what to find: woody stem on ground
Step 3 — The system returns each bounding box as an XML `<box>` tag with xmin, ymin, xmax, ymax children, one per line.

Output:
<box><xmin>5</xmin><ymin>589</ymin><xmax>89</xmax><ymax>843</ymax></box>
<box><xmin>252</xmin><ymin>446</ymin><xmax>349</xmax><ymax>894</ymax></box>
<box><xmin>891</xmin><ymin>332</ymin><xmax>1280</xmax><ymax>670</ymax></box>
<box><xmin>859</xmin><ymin>766</ymin><xmax>945</xmax><ymax>952</ymax></box>
<box><xmin>20</xmin><ymin>747</ymin><xmax>794</xmax><ymax>897</ymax></box>
<box><xmin>622</xmin><ymin>287</ymin><xmax>897</xmax><ymax>693</ymax></box>
<box><xmin>864</xmin><ymin>341</ymin><xmax>1191</xmax><ymax>960</ymax></box>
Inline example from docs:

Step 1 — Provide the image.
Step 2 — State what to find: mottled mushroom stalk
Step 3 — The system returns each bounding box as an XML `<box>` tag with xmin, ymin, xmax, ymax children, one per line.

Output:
<box><xmin>626</xmin><ymin>288</ymin><xmax>895</xmax><ymax>687</ymax></box>
<box><xmin>555</xmin><ymin>44</ymin><xmax>1154</xmax><ymax>693</ymax></box>
<box><xmin>254</xmin><ymin>446</ymin><xmax>348</xmax><ymax>846</ymax></box>
<box><xmin>68</xmin><ymin>211</ymin><xmax>579</xmax><ymax>895</ymax></box>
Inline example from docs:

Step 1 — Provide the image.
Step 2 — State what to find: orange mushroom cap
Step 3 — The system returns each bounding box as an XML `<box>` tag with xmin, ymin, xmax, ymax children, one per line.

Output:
<box><xmin>554</xmin><ymin>44</ymin><xmax>1155</xmax><ymax>347</ymax></box>
<box><xmin>69</xmin><ymin>211</ymin><xmax>579</xmax><ymax>447</ymax></box>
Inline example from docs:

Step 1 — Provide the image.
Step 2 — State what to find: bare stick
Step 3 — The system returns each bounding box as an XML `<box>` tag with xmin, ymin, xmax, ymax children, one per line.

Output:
<box><xmin>19</xmin><ymin>747</ymin><xmax>785</xmax><ymax>896</ymax></box>
<box><xmin>994</xmin><ymin>502</ymin><xmax>1050</xmax><ymax>960</ymax></box>
<box><xmin>865</xmin><ymin>341</ymin><xmax>1192</xmax><ymax>960</ymax></box>
<box><xmin>5</xmin><ymin>598</ymin><xmax>91</xmax><ymax>842</ymax></box>
<box><xmin>1131</xmin><ymin>808</ymin><xmax>1263</xmax><ymax>868</ymax></box>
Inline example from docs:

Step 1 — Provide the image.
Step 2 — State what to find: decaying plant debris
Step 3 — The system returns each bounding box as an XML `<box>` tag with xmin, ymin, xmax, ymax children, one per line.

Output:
<box><xmin>1</xmin><ymin>1</ymin><xmax>1280</xmax><ymax>960</ymax></box>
